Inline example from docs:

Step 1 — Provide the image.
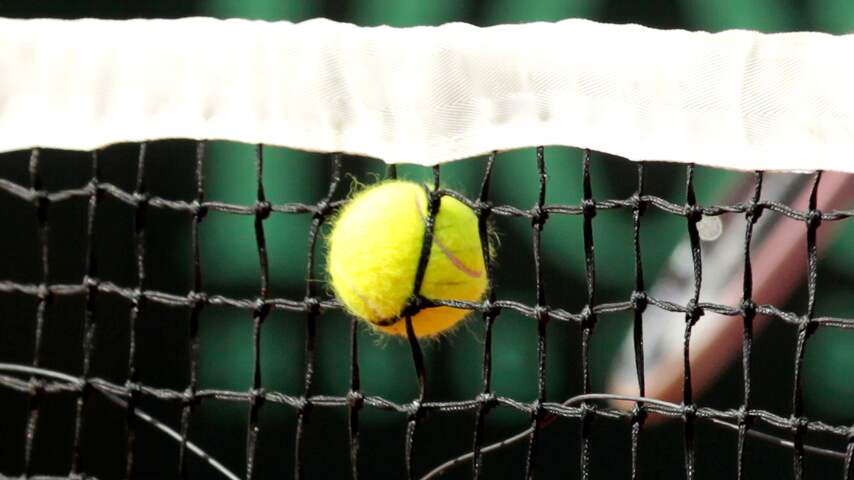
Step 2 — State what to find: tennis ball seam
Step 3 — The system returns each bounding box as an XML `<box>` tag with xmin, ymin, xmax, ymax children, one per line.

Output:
<box><xmin>414</xmin><ymin>190</ymin><xmax>484</xmax><ymax>280</ymax></box>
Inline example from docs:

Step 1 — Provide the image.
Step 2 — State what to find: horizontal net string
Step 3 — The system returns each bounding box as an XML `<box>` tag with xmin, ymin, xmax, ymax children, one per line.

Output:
<box><xmin>2</xmin><ymin>279</ymin><xmax>853</xmax><ymax>330</ymax></box>
<box><xmin>2</xmin><ymin>370</ymin><xmax>852</xmax><ymax>440</ymax></box>
<box><xmin>3</xmin><ymin>177</ymin><xmax>854</xmax><ymax>223</ymax></box>
<box><xmin>2</xmin><ymin>18</ymin><xmax>854</xmax><ymax>171</ymax></box>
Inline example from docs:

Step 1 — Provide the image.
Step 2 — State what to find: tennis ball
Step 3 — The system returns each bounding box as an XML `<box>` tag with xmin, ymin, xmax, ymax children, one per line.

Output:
<box><xmin>327</xmin><ymin>180</ymin><xmax>488</xmax><ymax>338</ymax></box>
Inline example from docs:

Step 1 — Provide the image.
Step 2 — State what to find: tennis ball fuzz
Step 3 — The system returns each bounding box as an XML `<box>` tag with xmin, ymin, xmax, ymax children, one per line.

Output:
<box><xmin>327</xmin><ymin>181</ymin><xmax>488</xmax><ymax>338</ymax></box>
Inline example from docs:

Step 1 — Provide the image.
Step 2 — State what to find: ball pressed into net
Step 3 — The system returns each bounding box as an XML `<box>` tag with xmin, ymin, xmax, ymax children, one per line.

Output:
<box><xmin>327</xmin><ymin>180</ymin><xmax>488</xmax><ymax>337</ymax></box>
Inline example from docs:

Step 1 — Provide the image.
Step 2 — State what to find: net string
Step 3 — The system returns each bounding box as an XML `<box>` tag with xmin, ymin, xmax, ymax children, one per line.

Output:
<box><xmin>294</xmin><ymin>152</ymin><xmax>342</xmax><ymax>480</ymax></box>
<box><xmin>349</xmin><ymin>163</ymin><xmax>371</xmax><ymax>480</ymax></box>
<box><xmin>847</xmin><ymin>436</ymin><xmax>854</xmax><ymax>479</ymax></box>
<box><xmin>124</xmin><ymin>142</ymin><xmax>149</xmax><ymax>479</ymax></box>
<box><xmin>6</xmin><ymin>359</ymin><xmax>850</xmax><ymax>480</ymax></box>
<box><xmin>470</xmin><ymin>152</ymin><xmax>498</xmax><ymax>479</ymax></box>
<box><xmin>580</xmin><ymin>149</ymin><xmax>597</xmax><ymax>480</ymax></box>
<box><xmin>245</xmin><ymin>144</ymin><xmax>269</xmax><ymax>479</ymax></box>
<box><xmin>402</xmin><ymin>166</ymin><xmax>443</xmax><ymax>480</ymax></box>
<box><xmin>23</xmin><ymin>148</ymin><xmax>50</xmax><ymax>477</ymax></box>
<box><xmin>3</xmin><ymin>147</ymin><xmax>854</xmax><ymax>478</ymax></box>
<box><xmin>791</xmin><ymin>173</ymin><xmax>823</xmax><ymax>479</ymax></box>
<box><xmin>681</xmin><ymin>165</ymin><xmax>702</xmax><ymax>479</ymax></box>
<box><xmin>629</xmin><ymin>162</ymin><xmax>647</xmax><ymax>480</ymax></box>
<box><xmin>736</xmin><ymin>171</ymin><xmax>764</xmax><ymax>480</ymax></box>
<box><xmin>522</xmin><ymin>146</ymin><xmax>549</xmax><ymax>480</ymax></box>
<box><xmin>177</xmin><ymin>141</ymin><xmax>207</xmax><ymax>479</ymax></box>
<box><xmin>66</xmin><ymin>151</ymin><xmax>100</xmax><ymax>476</ymax></box>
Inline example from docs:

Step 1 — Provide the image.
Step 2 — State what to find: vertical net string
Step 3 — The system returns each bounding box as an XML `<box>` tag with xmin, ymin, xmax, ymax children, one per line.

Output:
<box><xmin>471</xmin><ymin>152</ymin><xmax>497</xmax><ymax>480</ymax></box>
<box><xmin>294</xmin><ymin>153</ymin><xmax>342</xmax><ymax>480</ymax></box>
<box><xmin>579</xmin><ymin>149</ymin><xmax>597</xmax><ymax>480</ymax></box>
<box><xmin>791</xmin><ymin>171</ymin><xmax>822</xmax><ymax>480</ymax></box>
<box><xmin>523</xmin><ymin>146</ymin><xmax>548</xmax><ymax>480</ymax></box>
<box><xmin>403</xmin><ymin>165</ymin><xmax>442</xmax><ymax>480</ymax></box>
<box><xmin>347</xmin><ymin>311</ymin><xmax>361</xmax><ymax>480</ymax></box>
<box><xmin>179</xmin><ymin>141</ymin><xmax>207</xmax><ymax>479</ymax></box>
<box><xmin>245</xmin><ymin>144</ymin><xmax>272</xmax><ymax>480</ymax></box>
<box><xmin>124</xmin><ymin>143</ymin><xmax>149</xmax><ymax>480</ymax></box>
<box><xmin>70</xmin><ymin>150</ymin><xmax>101</xmax><ymax>476</ymax></box>
<box><xmin>737</xmin><ymin>171</ymin><xmax>763</xmax><ymax>480</ymax></box>
<box><xmin>346</xmin><ymin>155</ymin><xmax>362</xmax><ymax>480</ymax></box>
<box><xmin>845</xmin><ymin>434</ymin><xmax>854</xmax><ymax>480</ymax></box>
<box><xmin>681</xmin><ymin>165</ymin><xmax>702</xmax><ymax>480</ymax></box>
<box><xmin>630</xmin><ymin>163</ymin><xmax>647</xmax><ymax>480</ymax></box>
<box><xmin>23</xmin><ymin>148</ymin><xmax>49</xmax><ymax>477</ymax></box>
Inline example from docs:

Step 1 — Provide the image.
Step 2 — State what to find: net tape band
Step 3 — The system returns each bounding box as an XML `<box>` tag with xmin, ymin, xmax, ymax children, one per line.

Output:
<box><xmin>2</xmin><ymin>17</ymin><xmax>854</xmax><ymax>171</ymax></box>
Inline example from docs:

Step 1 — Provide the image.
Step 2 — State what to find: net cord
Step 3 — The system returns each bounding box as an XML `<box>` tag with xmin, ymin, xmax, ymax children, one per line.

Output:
<box><xmin>2</xmin><ymin>18</ymin><xmax>854</xmax><ymax>172</ymax></box>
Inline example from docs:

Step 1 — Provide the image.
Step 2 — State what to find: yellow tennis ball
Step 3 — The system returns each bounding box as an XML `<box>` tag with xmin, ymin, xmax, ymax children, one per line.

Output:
<box><xmin>327</xmin><ymin>180</ymin><xmax>488</xmax><ymax>338</ymax></box>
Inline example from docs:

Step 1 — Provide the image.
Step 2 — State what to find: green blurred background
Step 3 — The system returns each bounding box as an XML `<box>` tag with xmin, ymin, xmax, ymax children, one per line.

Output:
<box><xmin>0</xmin><ymin>1</ymin><xmax>853</xmax><ymax>479</ymax></box>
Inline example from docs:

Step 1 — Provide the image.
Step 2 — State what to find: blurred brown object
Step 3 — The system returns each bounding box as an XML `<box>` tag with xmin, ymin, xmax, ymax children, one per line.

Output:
<box><xmin>607</xmin><ymin>171</ymin><xmax>854</xmax><ymax>422</ymax></box>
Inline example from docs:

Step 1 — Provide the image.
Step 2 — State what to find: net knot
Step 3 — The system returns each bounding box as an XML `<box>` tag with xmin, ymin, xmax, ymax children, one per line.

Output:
<box><xmin>582</xmin><ymin>198</ymin><xmax>597</xmax><ymax>219</ymax></box>
<box><xmin>806</xmin><ymin>209</ymin><xmax>822</xmax><ymax>229</ymax></box>
<box><xmin>314</xmin><ymin>199</ymin><xmax>331</xmax><ymax>219</ymax></box>
<box><xmin>476</xmin><ymin>200</ymin><xmax>493</xmax><ymax>217</ymax></box>
<box><xmin>28</xmin><ymin>377</ymin><xmax>46</xmax><ymax>396</ymax></box>
<box><xmin>531</xmin><ymin>206</ymin><xmax>549</xmax><ymax>229</ymax></box>
<box><xmin>629</xmin><ymin>194</ymin><xmax>646</xmax><ymax>215</ymax></box>
<box><xmin>406</xmin><ymin>399</ymin><xmax>423</xmax><ymax>418</ymax></box>
<box><xmin>188</xmin><ymin>291</ymin><xmax>208</xmax><ymax>309</ymax></box>
<box><xmin>685</xmin><ymin>204</ymin><xmax>704</xmax><ymax>223</ymax></box>
<box><xmin>797</xmin><ymin>315</ymin><xmax>818</xmax><ymax>336</ymax></box>
<box><xmin>182</xmin><ymin>386</ymin><xmax>199</xmax><ymax>407</ymax></box>
<box><xmin>580</xmin><ymin>401</ymin><xmax>597</xmax><ymax>416</ymax></box>
<box><xmin>124</xmin><ymin>380</ymin><xmax>142</xmax><ymax>396</ymax></box>
<box><xmin>790</xmin><ymin>415</ymin><xmax>809</xmax><ymax>434</ymax></box>
<box><xmin>89</xmin><ymin>179</ymin><xmax>104</xmax><ymax>200</ymax></box>
<box><xmin>682</xmin><ymin>403</ymin><xmax>697</xmax><ymax>419</ymax></box>
<box><xmin>631</xmin><ymin>403</ymin><xmax>647</xmax><ymax>424</ymax></box>
<box><xmin>191</xmin><ymin>200</ymin><xmax>208</xmax><ymax>219</ymax></box>
<box><xmin>255</xmin><ymin>200</ymin><xmax>273</xmax><ymax>219</ymax></box>
<box><xmin>249</xmin><ymin>388</ymin><xmax>266</xmax><ymax>407</ymax></box>
<box><xmin>251</xmin><ymin>299</ymin><xmax>269</xmax><ymax>318</ymax></box>
<box><xmin>83</xmin><ymin>275</ymin><xmax>99</xmax><ymax>291</ymax></box>
<box><xmin>741</xmin><ymin>299</ymin><xmax>756</xmax><ymax>319</ymax></box>
<box><xmin>533</xmin><ymin>305</ymin><xmax>550</xmax><ymax>323</ymax></box>
<box><xmin>737</xmin><ymin>406</ymin><xmax>754</xmax><ymax>428</ymax></box>
<box><xmin>529</xmin><ymin>399</ymin><xmax>543</xmax><ymax>417</ymax></box>
<box><xmin>745</xmin><ymin>203</ymin><xmax>764</xmax><ymax>223</ymax></box>
<box><xmin>631</xmin><ymin>291</ymin><xmax>647</xmax><ymax>312</ymax></box>
<box><xmin>132</xmin><ymin>287</ymin><xmax>146</xmax><ymax>304</ymax></box>
<box><xmin>78</xmin><ymin>378</ymin><xmax>93</xmax><ymax>397</ymax></box>
<box><xmin>481</xmin><ymin>299</ymin><xmax>501</xmax><ymax>319</ymax></box>
<box><xmin>685</xmin><ymin>299</ymin><xmax>704</xmax><ymax>323</ymax></box>
<box><xmin>303</xmin><ymin>296</ymin><xmax>321</xmax><ymax>315</ymax></box>
<box><xmin>401</xmin><ymin>295</ymin><xmax>426</xmax><ymax>318</ymax></box>
<box><xmin>32</xmin><ymin>189</ymin><xmax>50</xmax><ymax>217</ymax></box>
<box><xmin>476</xmin><ymin>392</ymin><xmax>497</xmax><ymax>409</ymax></box>
<box><xmin>579</xmin><ymin>304</ymin><xmax>594</xmax><ymax>326</ymax></box>
<box><xmin>133</xmin><ymin>191</ymin><xmax>150</xmax><ymax>207</ymax></box>
<box><xmin>347</xmin><ymin>390</ymin><xmax>364</xmax><ymax>408</ymax></box>
<box><xmin>36</xmin><ymin>283</ymin><xmax>52</xmax><ymax>302</ymax></box>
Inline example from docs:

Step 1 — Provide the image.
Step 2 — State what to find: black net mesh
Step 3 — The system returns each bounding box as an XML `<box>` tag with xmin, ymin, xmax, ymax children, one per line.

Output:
<box><xmin>1</xmin><ymin>142</ymin><xmax>853</xmax><ymax>480</ymax></box>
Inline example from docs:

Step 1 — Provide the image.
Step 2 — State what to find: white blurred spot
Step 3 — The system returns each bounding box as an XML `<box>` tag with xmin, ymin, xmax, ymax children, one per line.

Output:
<box><xmin>697</xmin><ymin>215</ymin><xmax>723</xmax><ymax>242</ymax></box>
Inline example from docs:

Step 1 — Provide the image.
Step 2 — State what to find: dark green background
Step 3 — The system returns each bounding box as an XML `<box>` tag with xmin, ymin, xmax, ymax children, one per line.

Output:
<box><xmin>1</xmin><ymin>1</ymin><xmax>853</xmax><ymax>479</ymax></box>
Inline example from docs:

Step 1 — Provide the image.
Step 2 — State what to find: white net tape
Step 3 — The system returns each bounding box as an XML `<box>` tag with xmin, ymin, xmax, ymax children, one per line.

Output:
<box><xmin>1</xmin><ymin>17</ymin><xmax>853</xmax><ymax>171</ymax></box>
